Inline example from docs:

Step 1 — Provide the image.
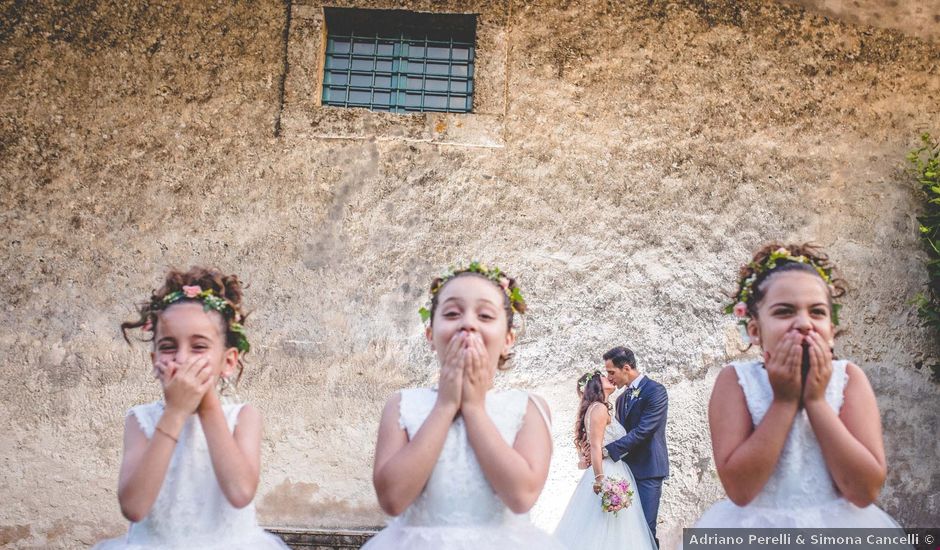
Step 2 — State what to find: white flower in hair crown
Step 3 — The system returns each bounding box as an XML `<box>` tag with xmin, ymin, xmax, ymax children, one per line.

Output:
<box><xmin>148</xmin><ymin>285</ymin><xmax>250</xmax><ymax>354</ymax></box>
<box><xmin>418</xmin><ymin>261</ymin><xmax>526</xmax><ymax>323</ymax></box>
<box><xmin>724</xmin><ymin>247</ymin><xmax>841</xmax><ymax>328</ymax></box>
<box><xmin>578</xmin><ymin>370</ymin><xmax>604</xmax><ymax>393</ymax></box>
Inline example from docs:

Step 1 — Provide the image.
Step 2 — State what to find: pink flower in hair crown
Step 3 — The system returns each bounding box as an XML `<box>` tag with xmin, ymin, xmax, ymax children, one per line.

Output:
<box><xmin>418</xmin><ymin>261</ymin><xmax>526</xmax><ymax>323</ymax></box>
<box><xmin>732</xmin><ymin>302</ymin><xmax>748</xmax><ymax>318</ymax></box>
<box><xmin>182</xmin><ymin>285</ymin><xmax>202</xmax><ymax>298</ymax></box>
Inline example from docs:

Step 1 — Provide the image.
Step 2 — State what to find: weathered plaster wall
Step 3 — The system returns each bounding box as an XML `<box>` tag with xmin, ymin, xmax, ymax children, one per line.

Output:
<box><xmin>788</xmin><ymin>0</ymin><xmax>940</xmax><ymax>43</ymax></box>
<box><xmin>1</xmin><ymin>1</ymin><xmax>938</xmax><ymax>548</ymax></box>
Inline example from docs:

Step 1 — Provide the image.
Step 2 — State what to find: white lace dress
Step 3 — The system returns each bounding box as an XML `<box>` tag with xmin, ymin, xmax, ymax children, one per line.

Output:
<box><xmin>694</xmin><ymin>359</ymin><xmax>905</xmax><ymax>528</ymax></box>
<box><xmin>362</xmin><ymin>388</ymin><xmax>568</xmax><ymax>550</ymax></box>
<box><xmin>93</xmin><ymin>401</ymin><xmax>288</xmax><ymax>550</ymax></box>
<box><xmin>554</xmin><ymin>403</ymin><xmax>657</xmax><ymax>550</ymax></box>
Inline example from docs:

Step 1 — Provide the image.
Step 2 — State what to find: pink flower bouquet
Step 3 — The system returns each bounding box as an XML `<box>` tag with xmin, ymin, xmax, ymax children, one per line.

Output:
<box><xmin>600</xmin><ymin>477</ymin><xmax>634</xmax><ymax>516</ymax></box>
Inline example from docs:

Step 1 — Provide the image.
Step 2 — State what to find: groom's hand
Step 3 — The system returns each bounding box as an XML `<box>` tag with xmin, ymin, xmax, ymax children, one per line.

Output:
<box><xmin>577</xmin><ymin>447</ymin><xmax>590</xmax><ymax>469</ymax></box>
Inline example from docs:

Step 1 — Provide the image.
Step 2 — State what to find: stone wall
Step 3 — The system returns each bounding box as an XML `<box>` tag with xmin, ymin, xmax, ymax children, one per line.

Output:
<box><xmin>788</xmin><ymin>0</ymin><xmax>940</xmax><ymax>42</ymax></box>
<box><xmin>271</xmin><ymin>527</ymin><xmax>375</xmax><ymax>549</ymax></box>
<box><xmin>1</xmin><ymin>1</ymin><xmax>938</xmax><ymax>548</ymax></box>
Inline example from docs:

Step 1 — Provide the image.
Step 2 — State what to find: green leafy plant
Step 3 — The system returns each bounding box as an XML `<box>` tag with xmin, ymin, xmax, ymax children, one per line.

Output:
<box><xmin>907</xmin><ymin>132</ymin><xmax>940</xmax><ymax>381</ymax></box>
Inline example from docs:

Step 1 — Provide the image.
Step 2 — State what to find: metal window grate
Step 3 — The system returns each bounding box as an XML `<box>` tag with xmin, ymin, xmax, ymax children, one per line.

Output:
<box><xmin>322</xmin><ymin>8</ymin><xmax>476</xmax><ymax>113</ymax></box>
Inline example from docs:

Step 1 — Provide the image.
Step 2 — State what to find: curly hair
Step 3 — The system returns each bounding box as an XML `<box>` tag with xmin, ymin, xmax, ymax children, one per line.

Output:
<box><xmin>121</xmin><ymin>266</ymin><xmax>250</xmax><ymax>381</ymax></box>
<box><xmin>574</xmin><ymin>372</ymin><xmax>611</xmax><ymax>461</ymax></box>
<box><xmin>426</xmin><ymin>270</ymin><xmax>526</xmax><ymax>370</ymax></box>
<box><xmin>734</xmin><ymin>242</ymin><xmax>847</xmax><ymax>320</ymax></box>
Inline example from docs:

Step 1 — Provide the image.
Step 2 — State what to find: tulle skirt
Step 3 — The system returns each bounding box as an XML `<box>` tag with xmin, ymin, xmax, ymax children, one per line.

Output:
<box><xmin>92</xmin><ymin>529</ymin><xmax>289</xmax><ymax>550</ymax></box>
<box><xmin>694</xmin><ymin>497</ymin><xmax>906</xmax><ymax>529</ymax></box>
<box><xmin>361</xmin><ymin>516</ymin><xmax>568</xmax><ymax>550</ymax></box>
<box><xmin>554</xmin><ymin>458</ymin><xmax>658</xmax><ymax>550</ymax></box>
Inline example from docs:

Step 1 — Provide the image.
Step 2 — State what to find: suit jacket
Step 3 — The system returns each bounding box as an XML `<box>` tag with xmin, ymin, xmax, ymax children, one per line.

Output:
<box><xmin>604</xmin><ymin>376</ymin><xmax>669</xmax><ymax>480</ymax></box>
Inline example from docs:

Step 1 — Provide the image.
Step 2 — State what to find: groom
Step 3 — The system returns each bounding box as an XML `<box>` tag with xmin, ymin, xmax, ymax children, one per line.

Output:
<box><xmin>601</xmin><ymin>346</ymin><xmax>668</xmax><ymax>547</ymax></box>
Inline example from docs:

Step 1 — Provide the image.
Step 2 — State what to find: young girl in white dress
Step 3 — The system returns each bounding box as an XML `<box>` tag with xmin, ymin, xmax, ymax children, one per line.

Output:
<box><xmin>94</xmin><ymin>267</ymin><xmax>287</xmax><ymax>549</ymax></box>
<box><xmin>693</xmin><ymin>243</ymin><xmax>905</xmax><ymax>529</ymax></box>
<box><xmin>364</xmin><ymin>263</ymin><xmax>567</xmax><ymax>550</ymax></box>
<box><xmin>554</xmin><ymin>371</ymin><xmax>657</xmax><ymax>550</ymax></box>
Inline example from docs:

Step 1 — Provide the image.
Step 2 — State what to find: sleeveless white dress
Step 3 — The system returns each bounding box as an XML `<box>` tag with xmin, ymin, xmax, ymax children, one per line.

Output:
<box><xmin>554</xmin><ymin>402</ymin><xmax>657</xmax><ymax>550</ymax></box>
<box><xmin>362</xmin><ymin>388</ymin><xmax>568</xmax><ymax>550</ymax></box>
<box><xmin>694</xmin><ymin>359</ymin><xmax>905</xmax><ymax>528</ymax></box>
<box><xmin>93</xmin><ymin>401</ymin><xmax>288</xmax><ymax>550</ymax></box>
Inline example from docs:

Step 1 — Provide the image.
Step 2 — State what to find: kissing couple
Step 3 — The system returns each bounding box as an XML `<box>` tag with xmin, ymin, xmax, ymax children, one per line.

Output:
<box><xmin>555</xmin><ymin>346</ymin><xmax>669</xmax><ymax>550</ymax></box>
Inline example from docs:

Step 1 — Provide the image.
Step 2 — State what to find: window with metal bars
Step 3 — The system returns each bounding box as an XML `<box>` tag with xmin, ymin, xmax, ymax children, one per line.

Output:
<box><xmin>321</xmin><ymin>8</ymin><xmax>476</xmax><ymax>113</ymax></box>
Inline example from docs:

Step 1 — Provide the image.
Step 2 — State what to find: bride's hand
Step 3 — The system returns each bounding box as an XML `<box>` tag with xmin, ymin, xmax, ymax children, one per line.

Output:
<box><xmin>592</xmin><ymin>474</ymin><xmax>605</xmax><ymax>494</ymax></box>
<box><xmin>436</xmin><ymin>330</ymin><xmax>466</xmax><ymax>413</ymax></box>
<box><xmin>460</xmin><ymin>332</ymin><xmax>492</xmax><ymax>411</ymax></box>
<box><xmin>764</xmin><ymin>329</ymin><xmax>802</xmax><ymax>404</ymax></box>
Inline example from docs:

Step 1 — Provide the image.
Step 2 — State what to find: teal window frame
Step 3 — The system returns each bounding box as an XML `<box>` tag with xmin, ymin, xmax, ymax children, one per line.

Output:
<box><xmin>322</xmin><ymin>8</ymin><xmax>476</xmax><ymax>113</ymax></box>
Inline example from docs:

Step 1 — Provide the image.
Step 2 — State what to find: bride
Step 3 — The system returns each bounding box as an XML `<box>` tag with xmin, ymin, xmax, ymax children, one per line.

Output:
<box><xmin>554</xmin><ymin>371</ymin><xmax>658</xmax><ymax>550</ymax></box>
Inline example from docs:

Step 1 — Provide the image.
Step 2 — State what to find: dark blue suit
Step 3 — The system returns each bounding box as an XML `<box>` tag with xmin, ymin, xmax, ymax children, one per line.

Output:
<box><xmin>604</xmin><ymin>376</ymin><xmax>668</xmax><ymax>543</ymax></box>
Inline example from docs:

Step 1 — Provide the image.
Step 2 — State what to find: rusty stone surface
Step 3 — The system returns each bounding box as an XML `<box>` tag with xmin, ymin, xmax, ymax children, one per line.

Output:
<box><xmin>787</xmin><ymin>0</ymin><xmax>940</xmax><ymax>43</ymax></box>
<box><xmin>269</xmin><ymin>527</ymin><xmax>376</xmax><ymax>549</ymax></box>
<box><xmin>1</xmin><ymin>1</ymin><xmax>938</xmax><ymax>548</ymax></box>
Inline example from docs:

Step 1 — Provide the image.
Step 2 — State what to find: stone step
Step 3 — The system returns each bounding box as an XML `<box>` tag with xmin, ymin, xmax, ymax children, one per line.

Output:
<box><xmin>266</xmin><ymin>527</ymin><xmax>379</xmax><ymax>550</ymax></box>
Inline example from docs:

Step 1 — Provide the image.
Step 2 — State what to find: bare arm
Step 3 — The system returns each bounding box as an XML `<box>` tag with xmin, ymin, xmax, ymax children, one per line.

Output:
<box><xmin>458</xmin><ymin>334</ymin><xmax>552</xmax><ymax>513</ymax></box>
<box><xmin>463</xmin><ymin>396</ymin><xmax>553</xmax><ymax>514</ymax></box>
<box><xmin>117</xmin><ymin>409</ymin><xmax>188</xmax><ymax>522</ymax></box>
<box><xmin>709</xmin><ymin>365</ymin><xmax>799</xmax><ymax>506</ymax></box>
<box><xmin>199</xmin><ymin>391</ymin><xmax>262</xmax><ymax>508</ymax></box>
<box><xmin>805</xmin><ymin>361</ymin><xmax>886</xmax><ymax>506</ymax></box>
<box><xmin>373</xmin><ymin>331</ymin><xmax>466</xmax><ymax>516</ymax></box>
<box><xmin>118</xmin><ymin>358</ymin><xmax>212</xmax><ymax>521</ymax></box>
<box><xmin>372</xmin><ymin>392</ymin><xmax>459</xmax><ymax>516</ymax></box>
<box><xmin>588</xmin><ymin>404</ymin><xmax>610</xmax><ymax>493</ymax></box>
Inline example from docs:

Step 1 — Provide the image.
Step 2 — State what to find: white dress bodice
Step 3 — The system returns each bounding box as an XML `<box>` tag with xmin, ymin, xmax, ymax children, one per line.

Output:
<box><xmin>93</xmin><ymin>401</ymin><xmax>287</xmax><ymax>549</ymax></box>
<box><xmin>733</xmin><ymin>359</ymin><xmax>848</xmax><ymax>507</ymax></box>
<box><xmin>396</xmin><ymin>388</ymin><xmax>531</xmax><ymax>526</ymax></box>
<box><xmin>585</xmin><ymin>401</ymin><xmax>627</xmax><ymax>448</ymax></box>
<box><xmin>362</xmin><ymin>387</ymin><xmax>567</xmax><ymax>550</ymax></box>
<box><xmin>692</xmin><ymin>359</ymin><xmax>905</xmax><ymax>531</ymax></box>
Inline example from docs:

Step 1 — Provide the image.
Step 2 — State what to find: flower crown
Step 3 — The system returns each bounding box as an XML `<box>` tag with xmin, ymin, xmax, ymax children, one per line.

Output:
<box><xmin>147</xmin><ymin>285</ymin><xmax>250</xmax><ymax>354</ymax></box>
<box><xmin>724</xmin><ymin>247</ymin><xmax>841</xmax><ymax>327</ymax></box>
<box><xmin>418</xmin><ymin>261</ymin><xmax>526</xmax><ymax>323</ymax></box>
<box><xmin>578</xmin><ymin>370</ymin><xmax>604</xmax><ymax>393</ymax></box>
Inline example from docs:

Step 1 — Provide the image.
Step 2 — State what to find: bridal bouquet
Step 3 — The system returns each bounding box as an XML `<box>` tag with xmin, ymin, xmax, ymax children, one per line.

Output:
<box><xmin>599</xmin><ymin>477</ymin><xmax>634</xmax><ymax>515</ymax></box>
